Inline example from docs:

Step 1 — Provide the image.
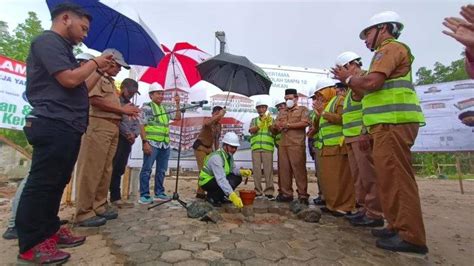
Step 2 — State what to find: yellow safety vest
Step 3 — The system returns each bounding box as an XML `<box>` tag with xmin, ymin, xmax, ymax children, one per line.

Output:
<box><xmin>250</xmin><ymin>117</ymin><xmax>275</xmax><ymax>152</ymax></box>
<box><xmin>362</xmin><ymin>39</ymin><xmax>425</xmax><ymax>127</ymax></box>
<box><xmin>319</xmin><ymin>96</ymin><xmax>344</xmax><ymax>147</ymax></box>
<box><xmin>342</xmin><ymin>90</ymin><xmax>363</xmax><ymax>137</ymax></box>
<box><xmin>198</xmin><ymin>149</ymin><xmax>233</xmax><ymax>186</ymax></box>
<box><xmin>144</xmin><ymin>102</ymin><xmax>170</xmax><ymax>143</ymax></box>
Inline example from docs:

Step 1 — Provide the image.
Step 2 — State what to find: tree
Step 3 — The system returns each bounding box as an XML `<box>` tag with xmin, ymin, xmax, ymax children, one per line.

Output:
<box><xmin>415</xmin><ymin>55</ymin><xmax>469</xmax><ymax>85</ymax></box>
<box><xmin>0</xmin><ymin>12</ymin><xmax>44</xmax><ymax>62</ymax></box>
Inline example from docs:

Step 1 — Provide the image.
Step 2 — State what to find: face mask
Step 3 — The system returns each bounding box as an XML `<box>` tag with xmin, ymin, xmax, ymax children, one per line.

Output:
<box><xmin>286</xmin><ymin>99</ymin><xmax>295</xmax><ymax>108</ymax></box>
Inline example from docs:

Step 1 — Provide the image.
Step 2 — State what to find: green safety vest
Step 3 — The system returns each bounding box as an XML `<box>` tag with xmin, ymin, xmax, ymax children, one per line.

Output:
<box><xmin>144</xmin><ymin>102</ymin><xmax>170</xmax><ymax>143</ymax></box>
<box><xmin>362</xmin><ymin>39</ymin><xmax>425</xmax><ymax>127</ymax></box>
<box><xmin>342</xmin><ymin>90</ymin><xmax>363</xmax><ymax>137</ymax></box>
<box><xmin>250</xmin><ymin>117</ymin><xmax>275</xmax><ymax>152</ymax></box>
<box><xmin>319</xmin><ymin>96</ymin><xmax>344</xmax><ymax>147</ymax></box>
<box><xmin>274</xmin><ymin>133</ymin><xmax>281</xmax><ymax>146</ymax></box>
<box><xmin>198</xmin><ymin>149</ymin><xmax>233</xmax><ymax>186</ymax></box>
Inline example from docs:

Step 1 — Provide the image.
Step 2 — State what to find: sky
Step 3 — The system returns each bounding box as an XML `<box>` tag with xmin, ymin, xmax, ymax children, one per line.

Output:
<box><xmin>1</xmin><ymin>0</ymin><xmax>472</xmax><ymax>77</ymax></box>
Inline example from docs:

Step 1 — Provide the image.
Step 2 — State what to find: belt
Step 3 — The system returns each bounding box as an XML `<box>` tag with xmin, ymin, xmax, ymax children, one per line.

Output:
<box><xmin>90</xmin><ymin>116</ymin><xmax>121</xmax><ymax>126</ymax></box>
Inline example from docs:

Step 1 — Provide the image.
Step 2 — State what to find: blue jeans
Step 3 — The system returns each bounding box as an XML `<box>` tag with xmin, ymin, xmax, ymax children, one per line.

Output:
<box><xmin>139</xmin><ymin>146</ymin><xmax>170</xmax><ymax>197</ymax></box>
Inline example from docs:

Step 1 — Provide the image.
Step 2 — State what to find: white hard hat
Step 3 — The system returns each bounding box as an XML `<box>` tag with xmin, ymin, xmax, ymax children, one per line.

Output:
<box><xmin>222</xmin><ymin>132</ymin><xmax>240</xmax><ymax>147</ymax></box>
<box><xmin>315</xmin><ymin>78</ymin><xmax>336</xmax><ymax>92</ymax></box>
<box><xmin>274</xmin><ymin>99</ymin><xmax>285</xmax><ymax>107</ymax></box>
<box><xmin>359</xmin><ymin>11</ymin><xmax>404</xmax><ymax>40</ymax></box>
<box><xmin>102</xmin><ymin>48</ymin><xmax>130</xmax><ymax>69</ymax></box>
<box><xmin>75</xmin><ymin>53</ymin><xmax>94</xmax><ymax>61</ymax></box>
<box><xmin>149</xmin><ymin>82</ymin><xmax>164</xmax><ymax>93</ymax></box>
<box><xmin>335</xmin><ymin>51</ymin><xmax>361</xmax><ymax>67</ymax></box>
<box><xmin>255</xmin><ymin>99</ymin><xmax>268</xmax><ymax>108</ymax></box>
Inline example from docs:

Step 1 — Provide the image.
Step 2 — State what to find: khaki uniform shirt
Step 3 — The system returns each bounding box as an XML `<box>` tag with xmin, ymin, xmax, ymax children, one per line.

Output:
<box><xmin>89</xmin><ymin>76</ymin><xmax>121</xmax><ymax>120</ymax></box>
<box><xmin>369</xmin><ymin>40</ymin><xmax>411</xmax><ymax>79</ymax></box>
<box><xmin>197</xmin><ymin>119</ymin><xmax>222</xmax><ymax>151</ymax></box>
<box><xmin>279</xmin><ymin>105</ymin><xmax>310</xmax><ymax>147</ymax></box>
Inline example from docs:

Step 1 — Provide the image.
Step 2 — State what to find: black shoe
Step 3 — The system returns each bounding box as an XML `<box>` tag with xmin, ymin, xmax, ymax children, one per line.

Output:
<box><xmin>207</xmin><ymin>197</ymin><xmax>222</xmax><ymax>207</ymax></box>
<box><xmin>331</xmin><ymin>211</ymin><xmax>349</xmax><ymax>217</ymax></box>
<box><xmin>350</xmin><ymin>215</ymin><xmax>384</xmax><ymax>227</ymax></box>
<box><xmin>313</xmin><ymin>196</ymin><xmax>326</xmax><ymax>206</ymax></box>
<box><xmin>2</xmin><ymin>227</ymin><xmax>17</xmax><ymax>240</ymax></box>
<box><xmin>298</xmin><ymin>198</ymin><xmax>309</xmax><ymax>205</ymax></box>
<box><xmin>98</xmin><ymin>209</ymin><xmax>118</xmax><ymax>220</ymax></box>
<box><xmin>320</xmin><ymin>206</ymin><xmax>331</xmax><ymax>213</ymax></box>
<box><xmin>376</xmin><ymin>234</ymin><xmax>428</xmax><ymax>254</ymax></box>
<box><xmin>371</xmin><ymin>228</ymin><xmax>397</xmax><ymax>238</ymax></box>
<box><xmin>345</xmin><ymin>210</ymin><xmax>365</xmax><ymax>220</ymax></box>
<box><xmin>276</xmin><ymin>194</ymin><xmax>293</xmax><ymax>202</ymax></box>
<box><xmin>76</xmin><ymin>216</ymin><xmax>107</xmax><ymax>227</ymax></box>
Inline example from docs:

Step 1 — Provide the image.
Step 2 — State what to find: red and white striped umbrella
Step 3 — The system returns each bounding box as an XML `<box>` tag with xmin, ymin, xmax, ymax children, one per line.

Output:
<box><xmin>139</xmin><ymin>42</ymin><xmax>210</xmax><ymax>89</ymax></box>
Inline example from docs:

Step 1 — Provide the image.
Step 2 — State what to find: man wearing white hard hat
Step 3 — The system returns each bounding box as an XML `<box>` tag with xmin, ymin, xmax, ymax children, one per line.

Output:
<box><xmin>75</xmin><ymin>48</ymin><xmax>140</xmax><ymax>227</ymax></box>
<box><xmin>138</xmin><ymin>82</ymin><xmax>181</xmax><ymax>204</ymax></box>
<box><xmin>335</xmin><ymin>51</ymin><xmax>384</xmax><ymax>228</ymax></box>
<box><xmin>332</xmin><ymin>11</ymin><xmax>427</xmax><ymax>254</ymax></box>
<box><xmin>198</xmin><ymin>132</ymin><xmax>252</xmax><ymax>208</ymax></box>
<box><xmin>249</xmin><ymin>99</ymin><xmax>275</xmax><ymax>199</ymax></box>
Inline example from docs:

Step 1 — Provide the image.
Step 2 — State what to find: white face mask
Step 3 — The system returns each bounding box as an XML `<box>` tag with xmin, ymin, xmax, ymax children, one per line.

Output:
<box><xmin>286</xmin><ymin>99</ymin><xmax>295</xmax><ymax>108</ymax></box>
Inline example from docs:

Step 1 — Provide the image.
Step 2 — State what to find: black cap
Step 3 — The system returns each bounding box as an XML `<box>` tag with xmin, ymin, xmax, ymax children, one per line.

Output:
<box><xmin>285</xmin><ymin>88</ymin><xmax>297</xmax><ymax>95</ymax></box>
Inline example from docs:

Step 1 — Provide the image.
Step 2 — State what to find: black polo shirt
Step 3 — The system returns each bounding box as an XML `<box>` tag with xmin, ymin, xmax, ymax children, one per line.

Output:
<box><xmin>26</xmin><ymin>30</ymin><xmax>88</xmax><ymax>133</ymax></box>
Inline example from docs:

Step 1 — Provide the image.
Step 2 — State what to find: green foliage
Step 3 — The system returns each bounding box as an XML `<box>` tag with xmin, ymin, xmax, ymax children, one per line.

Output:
<box><xmin>0</xmin><ymin>12</ymin><xmax>44</xmax><ymax>62</ymax></box>
<box><xmin>0</xmin><ymin>128</ymin><xmax>32</xmax><ymax>154</ymax></box>
<box><xmin>415</xmin><ymin>55</ymin><xmax>469</xmax><ymax>85</ymax></box>
<box><xmin>412</xmin><ymin>152</ymin><xmax>473</xmax><ymax>176</ymax></box>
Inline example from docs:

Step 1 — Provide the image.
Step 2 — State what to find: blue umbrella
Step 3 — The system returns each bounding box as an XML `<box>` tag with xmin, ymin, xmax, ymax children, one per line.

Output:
<box><xmin>46</xmin><ymin>0</ymin><xmax>164</xmax><ymax>67</ymax></box>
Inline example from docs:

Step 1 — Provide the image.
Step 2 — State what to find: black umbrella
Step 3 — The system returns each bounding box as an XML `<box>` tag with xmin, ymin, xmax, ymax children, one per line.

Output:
<box><xmin>196</xmin><ymin>52</ymin><xmax>272</xmax><ymax>104</ymax></box>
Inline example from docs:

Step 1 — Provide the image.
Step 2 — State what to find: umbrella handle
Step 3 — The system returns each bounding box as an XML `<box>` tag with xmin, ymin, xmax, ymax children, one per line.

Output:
<box><xmin>224</xmin><ymin>69</ymin><xmax>236</xmax><ymax>107</ymax></box>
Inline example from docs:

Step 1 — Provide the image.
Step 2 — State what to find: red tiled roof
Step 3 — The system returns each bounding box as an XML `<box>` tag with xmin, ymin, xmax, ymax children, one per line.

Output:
<box><xmin>220</xmin><ymin>117</ymin><xmax>243</xmax><ymax>125</ymax></box>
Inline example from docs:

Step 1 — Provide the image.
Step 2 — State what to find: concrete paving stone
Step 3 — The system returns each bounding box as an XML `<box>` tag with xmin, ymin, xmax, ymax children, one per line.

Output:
<box><xmin>252</xmin><ymin>247</ymin><xmax>285</xmax><ymax>262</ymax></box>
<box><xmin>140</xmin><ymin>235</ymin><xmax>169</xmax><ymax>244</ymax></box>
<box><xmin>262</xmin><ymin>239</ymin><xmax>291</xmax><ymax>254</ymax></box>
<box><xmin>192</xmin><ymin>249</ymin><xmax>224</xmax><ymax>261</ymax></box>
<box><xmin>174</xmin><ymin>259</ymin><xmax>210</xmax><ymax>266</ymax></box>
<box><xmin>139</xmin><ymin>260</ymin><xmax>172</xmax><ymax>266</ymax></box>
<box><xmin>306</xmin><ymin>257</ymin><xmax>343</xmax><ymax>266</ymax></box>
<box><xmin>152</xmin><ymin>223</ymin><xmax>173</xmax><ymax>231</ymax></box>
<box><xmin>179</xmin><ymin>240</ymin><xmax>208</xmax><ymax>251</ymax></box>
<box><xmin>168</xmin><ymin>234</ymin><xmax>196</xmax><ymax>243</ymax></box>
<box><xmin>128</xmin><ymin>224</ymin><xmax>155</xmax><ymax>232</ymax></box>
<box><xmin>230</xmin><ymin>227</ymin><xmax>253</xmax><ymax>235</ymax></box>
<box><xmin>243</xmin><ymin>258</ymin><xmax>273</xmax><ymax>265</ymax></box>
<box><xmin>208</xmin><ymin>240</ymin><xmax>237</xmax><ymax>252</ymax></box>
<box><xmin>291</xmin><ymin>232</ymin><xmax>318</xmax><ymax>241</ymax></box>
<box><xmin>275</xmin><ymin>258</ymin><xmax>308</xmax><ymax>266</ymax></box>
<box><xmin>118</xmin><ymin>214</ymin><xmax>140</xmax><ymax>223</ymax></box>
<box><xmin>219</xmin><ymin>233</ymin><xmax>246</xmax><ymax>243</ymax></box>
<box><xmin>113</xmin><ymin>235</ymin><xmax>143</xmax><ymax>248</ymax></box>
<box><xmin>150</xmin><ymin>241</ymin><xmax>180</xmax><ymax>252</ymax></box>
<box><xmin>118</xmin><ymin>242</ymin><xmax>151</xmax><ymax>254</ymax></box>
<box><xmin>102</xmin><ymin>225</ymin><xmax>131</xmax><ymax>236</ymax></box>
<box><xmin>223</xmin><ymin>205</ymin><xmax>241</xmax><ymax>214</ymax></box>
<box><xmin>397</xmin><ymin>254</ymin><xmax>431</xmax><ymax>266</ymax></box>
<box><xmin>268</xmin><ymin>231</ymin><xmax>295</xmax><ymax>240</ymax></box>
<box><xmin>310</xmin><ymin>248</ymin><xmax>345</xmax><ymax>261</ymax></box>
<box><xmin>209</xmin><ymin>259</ymin><xmax>242</xmax><ymax>266</ymax></box>
<box><xmin>281</xmin><ymin>247</ymin><xmax>317</xmax><ymax>261</ymax></box>
<box><xmin>287</xmin><ymin>239</ymin><xmax>319</xmax><ymax>250</ymax></box>
<box><xmin>126</xmin><ymin>249</ymin><xmax>161</xmax><ymax>264</ymax></box>
<box><xmin>243</xmin><ymin>232</ymin><xmax>270</xmax><ymax>242</ymax></box>
<box><xmin>337</xmin><ymin>243</ymin><xmax>366</xmax><ymax>258</ymax></box>
<box><xmin>196</xmin><ymin>234</ymin><xmax>221</xmax><ymax>243</ymax></box>
<box><xmin>207</xmin><ymin>228</ymin><xmax>231</xmax><ymax>235</ymax></box>
<box><xmin>223</xmin><ymin>248</ymin><xmax>256</xmax><ymax>261</ymax></box>
<box><xmin>235</xmin><ymin>240</ymin><xmax>263</xmax><ymax>250</ymax></box>
<box><xmin>106</xmin><ymin>230</ymin><xmax>134</xmax><ymax>241</ymax></box>
<box><xmin>338</xmin><ymin>256</ymin><xmax>379</xmax><ymax>266</ymax></box>
<box><xmin>160</xmin><ymin>249</ymin><xmax>192</xmax><ymax>263</ymax></box>
<box><xmin>159</xmin><ymin>229</ymin><xmax>184</xmax><ymax>236</ymax></box>
<box><xmin>73</xmin><ymin>226</ymin><xmax>101</xmax><ymax>236</ymax></box>
<box><xmin>133</xmin><ymin>228</ymin><xmax>160</xmax><ymax>238</ymax></box>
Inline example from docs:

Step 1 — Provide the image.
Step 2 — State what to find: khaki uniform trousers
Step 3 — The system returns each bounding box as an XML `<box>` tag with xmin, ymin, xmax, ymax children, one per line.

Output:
<box><xmin>75</xmin><ymin>117</ymin><xmax>119</xmax><ymax>222</ymax></box>
<box><xmin>194</xmin><ymin>145</ymin><xmax>212</xmax><ymax>194</ymax></box>
<box><xmin>319</xmin><ymin>145</ymin><xmax>355</xmax><ymax>212</ymax></box>
<box><xmin>346</xmin><ymin>137</ymin><xmax>383</xmax><ymax>219</ymax></box>
<box><xmin>278</xmin><ymin>145</ymin><xmax>309</xmax><ymax>199</ymax></box>
<box><xmin>371</xmin><ymin>123</ymin><xmax>426</xmax><ymax>246</ymax></box>
<box><xmin>251</xmin><ymin>150</ymin><xmax>274</xmax><ymax>196</ymax></box>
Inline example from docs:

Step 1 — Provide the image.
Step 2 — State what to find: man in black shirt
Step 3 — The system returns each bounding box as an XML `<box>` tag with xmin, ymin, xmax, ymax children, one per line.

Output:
<box><xmin>16</xmin><ymin>3</ymin><xmax>112</xmax><ymax>264</ymax></box>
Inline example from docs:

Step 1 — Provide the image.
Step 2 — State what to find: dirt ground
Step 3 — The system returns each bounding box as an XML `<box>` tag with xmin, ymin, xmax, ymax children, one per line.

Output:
<box><xmin>0</xmin><ymin>176</ymin><xmax>473</xmax><ymax>265</ymax></box>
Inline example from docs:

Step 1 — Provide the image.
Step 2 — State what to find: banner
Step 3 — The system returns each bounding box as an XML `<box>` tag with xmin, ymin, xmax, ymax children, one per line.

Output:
<box><xmin>413</xmin><ymin>79</ymin><xmax>474</xmax><ymax>152</ymax></box>
<box><xmin>0</xmin><ymin>55</ymin><xmax>30</xmax><ymax>130</ymax></box>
